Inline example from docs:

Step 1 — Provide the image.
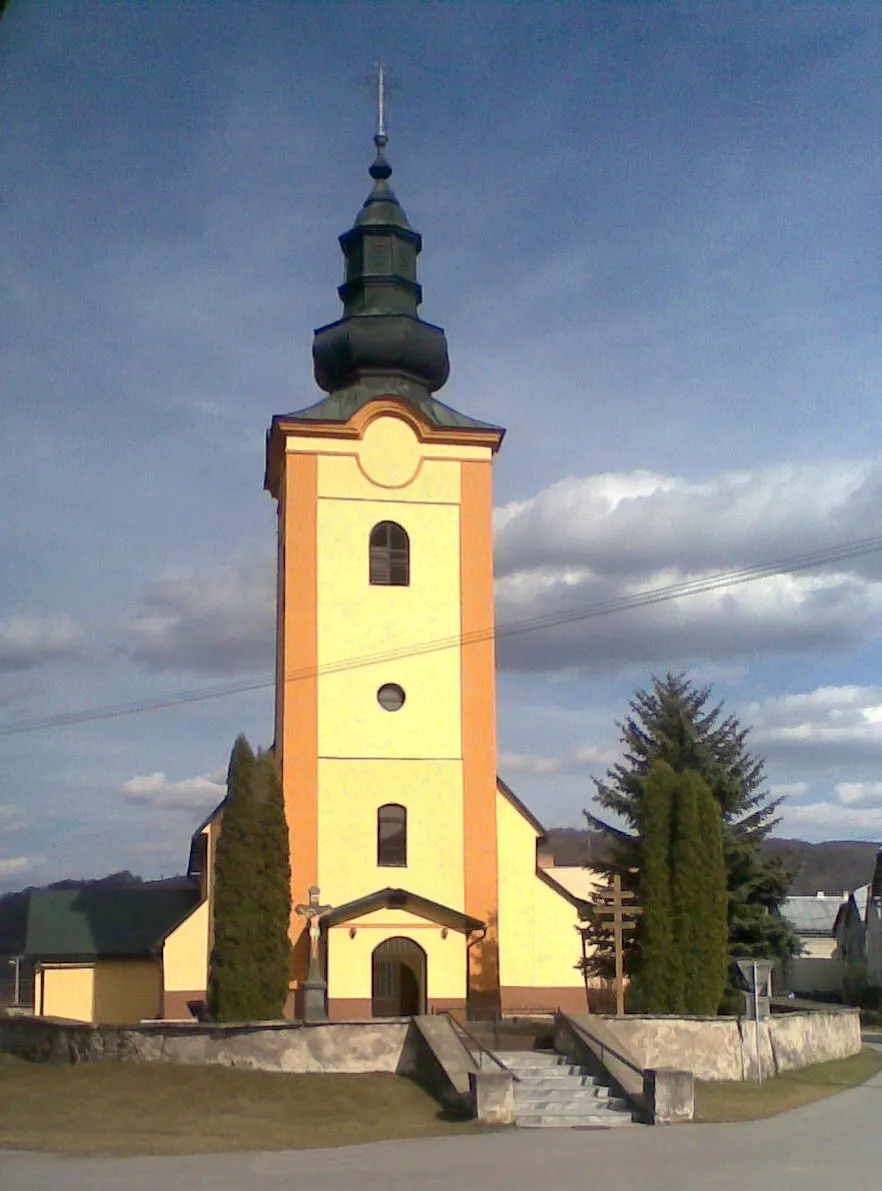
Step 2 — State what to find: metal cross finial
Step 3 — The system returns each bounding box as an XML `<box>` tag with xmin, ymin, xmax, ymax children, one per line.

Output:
<box><xmin>377</xmin><ymin>61</ymin><xmax>386</xmax><ymax>138</ymax></box>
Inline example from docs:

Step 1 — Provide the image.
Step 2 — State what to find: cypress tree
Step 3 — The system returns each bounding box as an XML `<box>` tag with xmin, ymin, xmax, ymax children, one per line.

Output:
<box><xmin>695</xmin><ymin>772</ymin><xmax>729</xmax><ymax>1013</ymax></box>
<box><xmin>630</xmin><ymin>761</ymin><xmax>681</xmax><ymax>1013</ymax></box>
<box><xmin>209</xmin><ymin>735</ymin><xmax>260</xmax><ymax>1021</ymax></box>
<box><xmin>671</xmin><ymin>769</ymin><xmax>727</xmax><ymax>1014</ymax></box>
<box><xmin>253</xmin><ymin>748</ymin><xmax>292</xmax><ymax>1016</ymax></box>
<box><xmin>208</xmin><ymin>736</ymin><xmax>292</xmax><ymax>1021</ymax></box>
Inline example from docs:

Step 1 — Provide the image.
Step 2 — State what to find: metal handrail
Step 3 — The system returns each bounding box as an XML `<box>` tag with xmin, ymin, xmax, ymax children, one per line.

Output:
<box><xmin>557</xmin><ymin>1011</ymin><xmax>644</xmax><ymax>1078</ymax></box>
<box><xmin>440</xmin><ymin>1011</ymin><xmax>520</xmax><ymax>1080</ymax></box>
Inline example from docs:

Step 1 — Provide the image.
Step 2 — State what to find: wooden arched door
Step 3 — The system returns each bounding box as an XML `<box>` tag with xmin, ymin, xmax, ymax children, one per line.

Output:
<box><xmin>371</xmin><ymin>937</ymin><xmax>427</xmax><ymax>1017</ymax></box>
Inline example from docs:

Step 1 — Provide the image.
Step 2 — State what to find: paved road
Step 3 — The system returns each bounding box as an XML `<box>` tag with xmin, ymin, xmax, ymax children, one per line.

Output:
<box><xmin>3</xmin><ymin>1066</ymin><xmax>881</xmax><ymax>1191</ymax></box>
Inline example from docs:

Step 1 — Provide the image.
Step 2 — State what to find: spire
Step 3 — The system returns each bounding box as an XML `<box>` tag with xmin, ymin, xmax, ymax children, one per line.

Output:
<box><xmin>312</xmin><ymin>75</ymin><xmax>450</xmax><ymax>401</ymax></box>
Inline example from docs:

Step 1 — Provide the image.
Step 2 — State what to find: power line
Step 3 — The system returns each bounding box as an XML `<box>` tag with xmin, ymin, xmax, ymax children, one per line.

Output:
<box><xmin>2</xmin><ymin>532</ymin><xmax>881</xmax><ymax>738</ymax></box>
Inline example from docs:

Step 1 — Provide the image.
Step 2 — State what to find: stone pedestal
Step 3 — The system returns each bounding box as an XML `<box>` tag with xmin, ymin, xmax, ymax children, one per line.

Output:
<box><xmin>643</xmin><ymin>1067</ymin><xmax>694</xmax><ymax>1124</ymax></box>
<box><xmin>469</xmin><ymin>1070</ymin><xmax>516</xmax><ymax>1125</ymax></box>
<box><xmin>301</xmin><ymin>980</ymin><xmax>328</xmax><ymax>1023</ymax></box>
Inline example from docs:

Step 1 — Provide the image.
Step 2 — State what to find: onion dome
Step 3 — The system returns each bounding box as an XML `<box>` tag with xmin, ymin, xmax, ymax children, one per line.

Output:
<box><xmin>312</xmin><ymin>132</ymin><xmax>450</xmax><ymax>399</ymax></box>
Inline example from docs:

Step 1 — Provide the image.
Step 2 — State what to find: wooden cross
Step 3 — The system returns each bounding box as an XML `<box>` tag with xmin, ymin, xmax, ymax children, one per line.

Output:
<box><xmin>591</xmin><ymin>875</ymin><xmax>642</xmax><ymax>1016</ymax></box>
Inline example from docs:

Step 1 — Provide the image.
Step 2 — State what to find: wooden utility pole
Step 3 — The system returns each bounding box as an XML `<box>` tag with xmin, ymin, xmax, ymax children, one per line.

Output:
<box><xmin>591</xmin><ymin>875</ymin><xmax>641</xmax><ymax>1016</ymax></box>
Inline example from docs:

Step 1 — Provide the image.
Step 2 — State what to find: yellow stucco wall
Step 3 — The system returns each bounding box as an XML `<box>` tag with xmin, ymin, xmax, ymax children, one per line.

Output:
<box><xmin>316</xmin><ymin>497</ymin><xmax>462</xmax><ymax>760</ymax></box>
<box><xmin>496</xmin><ymin>791</ymin><xmax>584</xmax><ymax>990</ymax></box>
<box><xmin>92</xmin><ymin>959</ymin><xmax>162</xmax><ymax>1024</ymax></box>
<box><xmin>318</xmin><ymin>759</ymin><xmax>464</xmax><ymax>910</ymax></box>
<box><xmin>327</xmin><ymin>907</ymin><xmax>467</xmax><ymax>1001</ymax></box>
<box><xmin>319</xmin><ymin>452</ymin><xmax>461</xmax><ymax>506</ymax></box>
<box><xmin>311</xmin><ymin>414</ymin><xmax>470</xmax><ymax>977</ymax></box>
<box><xmin>277</xmin><ymin>409</ymin><xmax>499</xmax><ymax>1000</ymax></box>
<box><xmin>163</xmin><ymin>900</ymin><xmax>209</xmax><ymax>995</ymax></box>
<box><xmin>39</xmin><ymin>964</ymin><xmax>94</xmax><ymax>1022</ymax></box>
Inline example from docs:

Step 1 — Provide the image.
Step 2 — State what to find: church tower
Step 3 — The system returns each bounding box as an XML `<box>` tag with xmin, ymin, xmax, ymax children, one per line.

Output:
<box><xmin>266</xmin><ymin>117</ymin><xmax>586</xmax><ymax>1020</ymax></box>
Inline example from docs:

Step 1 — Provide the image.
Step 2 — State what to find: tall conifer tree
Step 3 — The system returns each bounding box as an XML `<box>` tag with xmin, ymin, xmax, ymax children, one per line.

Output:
<box><xmin>209</xmin><ymin>735</ymin><xmax>259</xmax><ymax>1020</ymax></box>
<box><xmin>209</xmin><ymin>736</ymin><xmax>292</xmax><ymax>1021</ymax></box>
<box><xmin>253</xmin><ymin>748</ymin><xmax>292</xmax><ymax>1015</ymax></box>
<box><xmin>671</xmin><ymin>769</ymin><xmax>728</xmax><ymax>1014</ymax></box>
<box><xmin>585</xmin><ymin>672</ymin><xmax>797</xmax><ymax>975</ymax></box>
<box><xmin>630</xmin><ymin>761</ymin><xmax>681</xmax><ymax>1013</ymax></box>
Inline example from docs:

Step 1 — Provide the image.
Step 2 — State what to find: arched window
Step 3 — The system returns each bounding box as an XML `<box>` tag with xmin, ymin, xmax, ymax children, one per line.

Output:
<box><xmin>377</xmin><ymin>804</ymin><xmax>407</xmax><ymax>867</ymax></box>
<box><xmin>370</xmin><ymin>521</ymin><xmax>409</xmax><ymax>586</ymax></box>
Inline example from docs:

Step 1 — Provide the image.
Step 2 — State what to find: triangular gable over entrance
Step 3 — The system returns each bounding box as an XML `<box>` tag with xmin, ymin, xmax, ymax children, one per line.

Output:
<box><xmin>322</xmin><ymin>887</ymin><xmax>484</xmax><ymax>934</ymax></box>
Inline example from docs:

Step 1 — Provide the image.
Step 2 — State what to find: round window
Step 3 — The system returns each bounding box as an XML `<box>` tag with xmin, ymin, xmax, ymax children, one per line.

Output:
<box><xmin>377</xmin><ymin>683</ymin><xmax>406</xmax><ymax>712</ymax></box>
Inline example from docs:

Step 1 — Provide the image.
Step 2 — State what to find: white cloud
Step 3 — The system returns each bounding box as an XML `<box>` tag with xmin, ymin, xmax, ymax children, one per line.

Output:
<box><xmin>783</xmin><ymin>801</ymin><xmax>882</xmax><ymax>835</ymax></box>
<box><xmin>0</xmin><ymin>856</ymin><xmax>34</xmax><ymax>880</ymax></box>
<box><xmin>120</xmin><ymin>770</ymin><xmax>225</xmax><ymax>812</ymax></box>
<box><xmin>498</xmin><ymin>744</ymin><xmax>617</xmax><ymax>776</ymax></box>
<box><xmin>747</xmin><ymin>686</ymin><xmax>882</xmax><ymax>765</ymax></box>
<box><xmin>572</xmin><ymin>745</ymin><xmax>619</xmax><ymax>767</ymax></box>
<box><xmin>769</xmin><ymin>782</ymin><xmax>811</xmax><ymax>801</ymax></box>
<box><xmin>128</xmin><ymin>553</ymin><xmax>275</xmax><ymax>675</ymax></box>
<box><xmin>834</xmin><ymin>782</ymin><xmax>882</xmax><ymax>809</ymax></box>
<box><xmin>0</xmin><ymin>805</ymin><xmax>29</xmax><ymax>833</ymax></box>
<box><xmin>494</xmin><ymin>461</ymin><xmax>880</xmax><ymax>580</ymax></box>
<box><xmin>493</xmin><ymin>461</ymin><xmax>882</xmax><ymax>674</ymax></box>
<box><xmin>498</xmin><ymin>751</ymin><xmax>563</xmax><ymax>775</ymax></box>
<box><xmin>0</xmin><ymin>614</ymin><xmax>84</xmax><ymax>674</ymax></box>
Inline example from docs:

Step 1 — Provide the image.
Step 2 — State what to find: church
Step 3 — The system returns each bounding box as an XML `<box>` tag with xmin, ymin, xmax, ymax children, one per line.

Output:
<box><xmin>25</xmin><ymin>119</ymin><xmax>598</xmax><ymax>1024</ymax></box>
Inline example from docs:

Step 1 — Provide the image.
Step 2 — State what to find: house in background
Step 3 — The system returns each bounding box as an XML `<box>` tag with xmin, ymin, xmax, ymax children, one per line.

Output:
<box><xmin>25</xmin><ymin>803</ymin><xmax>223</xmax><ymax>1024</ymax></box>
<box><xmin>833</xmin><ymin>848</ymin><xmax>882</xmax><ymax>990</ymax></box>
<box><xmin>778</xmin><ymin>893</ymin><xmax>847</xmax><ymax>996</ymax></box>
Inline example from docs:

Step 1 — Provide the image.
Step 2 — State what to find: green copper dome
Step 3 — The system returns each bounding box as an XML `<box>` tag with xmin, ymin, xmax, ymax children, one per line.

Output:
<box><xmin>312</xmin><ymin>132</ymin><xmax>450</xmax><ymax>399</ymax></box>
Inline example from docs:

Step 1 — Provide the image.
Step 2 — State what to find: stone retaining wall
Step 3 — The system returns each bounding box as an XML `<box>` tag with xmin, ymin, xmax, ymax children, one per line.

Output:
<box><xmin>0</xmin><ymin>1014</ymin><xmax>415</xmax><ymax>1074</ymax></box>
<box><xmin>600</xmin><ymin>1008</ymin><xmax>861</xmax><ymax>1081</ymax></box>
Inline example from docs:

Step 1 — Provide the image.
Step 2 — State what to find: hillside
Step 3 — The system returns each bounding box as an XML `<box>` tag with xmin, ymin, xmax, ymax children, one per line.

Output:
<box><xmin>544</xmin><ymin>830</ymin><xmax>881</xmax><ymax>896</ymax></box>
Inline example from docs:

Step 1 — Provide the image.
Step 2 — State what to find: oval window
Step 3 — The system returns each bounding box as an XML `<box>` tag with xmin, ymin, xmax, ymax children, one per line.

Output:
<box><xmin>377</xmin><ymin>683</ymin><xmax>406</xmax><ymax>712</ymax></box>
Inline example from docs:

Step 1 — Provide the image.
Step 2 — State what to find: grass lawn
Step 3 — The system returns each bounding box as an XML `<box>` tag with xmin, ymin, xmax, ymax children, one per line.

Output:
<box><xmin>0</xmin><ymin>1054</ymin><xmax>482</xmax><ymax>1156</ymax></box>
<box><xmin>694</xmin><ymin>1047</ymin><xmax>882</xmax><ymax>1123</ymax></box>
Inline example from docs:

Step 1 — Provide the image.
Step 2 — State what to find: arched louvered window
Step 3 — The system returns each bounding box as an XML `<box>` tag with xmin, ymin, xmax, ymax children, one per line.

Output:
<box><xmin>370</xmin><ymin>521</ymin><xmax>409</xmax><ymax>586</ymax></box>
<box><xmin>377</xmin><ymin>804</ymin><xmax>407</xmax><ymax>867</ymax></box>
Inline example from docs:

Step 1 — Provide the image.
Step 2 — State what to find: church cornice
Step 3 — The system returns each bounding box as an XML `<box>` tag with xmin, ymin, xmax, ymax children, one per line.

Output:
<box><xmin>264</xmin><ymin>395</ymin><xmax>504</xmax><ymax>497</ymax></box>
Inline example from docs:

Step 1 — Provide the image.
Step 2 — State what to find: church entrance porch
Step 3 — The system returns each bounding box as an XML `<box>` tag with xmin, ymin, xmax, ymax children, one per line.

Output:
<box><xmin>321</xmin><ymin>888</ymin><xmax>483</xmax><ymax>1020</ymax></box>
<box><xmin>371</xmin><ymin>937</ymin><xmax>426</xmax><ymax>1017</ymax></box>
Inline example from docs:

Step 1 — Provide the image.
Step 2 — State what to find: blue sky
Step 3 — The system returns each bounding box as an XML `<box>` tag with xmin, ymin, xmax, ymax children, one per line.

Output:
<box><xmin>2</xmin><ymin>1</ymin><xmax>882</xmax><ymax>890</ymax></box>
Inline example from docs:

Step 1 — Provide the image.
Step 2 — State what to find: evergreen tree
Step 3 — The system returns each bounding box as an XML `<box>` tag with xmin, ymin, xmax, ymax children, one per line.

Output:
<box><xmin>671</xmin><ymin>769</ymin><xmax>728</xmax><ymax>1014</ymax></box>
<box><xmin>629</xmin><ymin>761</ymin><xmax>680</xmax><ymax>1013</ymax></box>
<box><xmin>694</xmin><ymin>771</ymin><xmax>729</xmax><ymax>1013</ymax></box>
<box><xmin>584</xmin><ymin>672</ymin><xmax>797</xmax><ymax>982</ymax></box>
<box><xmin>209</xmin><ymin>736</ymin><xmax>292</xmax><ymax>1021</ymax></box>
<box><xmin>253</xmin><ymin>748</ymin><xmax>292</xmax><ymax>1015</ymax></box>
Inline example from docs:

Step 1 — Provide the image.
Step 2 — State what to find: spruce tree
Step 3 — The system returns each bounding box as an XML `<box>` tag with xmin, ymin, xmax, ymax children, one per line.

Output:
<box><xmin>585</xmin><ymin>672</ymin><xmax>798</xmax><ymax>977</ymax></box>
<box><xmin>629</xmin><ymin>761</ymin><xmax>681</xmax><ymax>1013</ymax></box>
<box><xmin>208</xmin><ymin>736</ymin><xmax>292</xmax><ymax>1021</ymax></box>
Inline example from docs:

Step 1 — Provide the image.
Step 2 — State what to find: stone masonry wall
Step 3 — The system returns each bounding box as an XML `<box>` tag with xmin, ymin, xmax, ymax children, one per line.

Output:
<box><xmin>602</xmin><ymin>1009</ymin><xmax>861</xmax><ymax>1081</ymax></box>
<box><xmin>0</xmin><ymin>1014</ymin><xmax>415</xmax><ymax>1074</ymax></box>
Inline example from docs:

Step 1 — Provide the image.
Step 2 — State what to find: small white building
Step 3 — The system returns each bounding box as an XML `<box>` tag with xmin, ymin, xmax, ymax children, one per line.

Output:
<box><xmin>779</xmin><ymin>893</ymin><xmax>847</xmax><ymax>995</ymax></box>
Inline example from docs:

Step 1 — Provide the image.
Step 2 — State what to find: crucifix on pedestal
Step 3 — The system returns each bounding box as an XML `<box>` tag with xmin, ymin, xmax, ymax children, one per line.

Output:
<box><xmin>295</xmin><ymin>885</ymin><xmax>332</xmax><ymax>1022</ymax></box>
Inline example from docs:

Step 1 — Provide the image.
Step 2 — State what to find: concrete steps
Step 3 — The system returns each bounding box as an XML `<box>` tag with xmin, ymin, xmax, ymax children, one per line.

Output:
<box><xmin>492</xmin><ymin>1049</ymin><xmax>639</xmax><ymax>1129</ymax></box>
